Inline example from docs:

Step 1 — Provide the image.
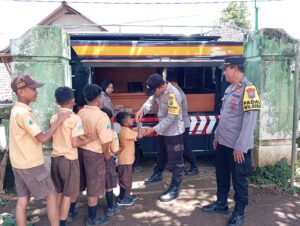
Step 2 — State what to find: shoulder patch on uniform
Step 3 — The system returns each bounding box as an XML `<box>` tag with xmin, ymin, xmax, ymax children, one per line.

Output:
<box><xmin>76</xmin><ymin>122</ymin><xmax>83</xmax><ymax>131</ymax></box>
<box><xmin>168</xmin><ymin>93</ymin><xmax>180</xmax><ymax>115</ymax></box>
<box><xmin>243</xmin><ymin>85</ymin><xmax>261</xmax><ymax>111</ymax></box>
<box><xmin>28</xmin><ymin>118</ymin><xmax>33</xmax><ymax>125</ymax></box>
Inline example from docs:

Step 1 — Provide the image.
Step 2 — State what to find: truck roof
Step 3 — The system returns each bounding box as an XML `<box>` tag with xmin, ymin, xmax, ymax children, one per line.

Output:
<box><xmin>70</xmin><ymin>33</ymin><xmax>222</xmax><ymax>42</ymax></box>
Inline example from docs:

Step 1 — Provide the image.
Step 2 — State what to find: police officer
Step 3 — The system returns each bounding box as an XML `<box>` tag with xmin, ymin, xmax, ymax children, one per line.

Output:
<box><xmin>136</xmin><ymin>73</ymin><xmax>185</xmax><ymax>202</ymax></box>
<box><xmin>202</xmin><ymin>57</ymin><xmax>260</xmax><ymax>226</ymax></box>
<box><xmin>166</xmin><ymin>71</ymin><xmax>199</xmax><ymax>175</ymax></box>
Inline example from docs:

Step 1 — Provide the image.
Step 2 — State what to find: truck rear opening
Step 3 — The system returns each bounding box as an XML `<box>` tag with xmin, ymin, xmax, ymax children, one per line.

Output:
<box><xmin>70</xmin><ymin>33</ymin><xmax>243</xmax><ymax>156</ymax></box>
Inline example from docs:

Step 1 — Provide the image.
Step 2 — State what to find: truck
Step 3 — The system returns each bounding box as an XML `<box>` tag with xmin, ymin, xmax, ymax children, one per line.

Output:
<box><xmin>69</xmin><ymin>33</ymin><xmax>243</xmax><ymax>158</ymax></box>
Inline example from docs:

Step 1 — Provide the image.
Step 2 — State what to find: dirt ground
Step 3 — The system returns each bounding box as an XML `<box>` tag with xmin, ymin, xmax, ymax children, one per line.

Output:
<box><xmin>1</xmin><ymin>158</ymin><xmax>300</xmax><ymax>226</ymax></box>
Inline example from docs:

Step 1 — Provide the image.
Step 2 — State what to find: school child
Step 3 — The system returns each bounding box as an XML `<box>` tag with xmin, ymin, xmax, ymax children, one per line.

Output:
<box><xmin>76</xmin><ymin>84</ymin><xmax>112</xmax><ymax>226</ymax></box>
<box><xmin>115</xmin><ymin>112</ymin><xmax>143</xmax><ymax>206</ymax></box>
<box><xmin>9</xmin><ymin>75</ymin><xmax>70</xmax><ymax>226</ymax></box>
<box><xmin>100</xmin><ymin>107</ymin><xmax>120</xmax><ymax>217</ymax></box>
<box><xmin>50</xmin><ymin>87</ymin><xmax>97</xmax><ymax>226</ymax></box>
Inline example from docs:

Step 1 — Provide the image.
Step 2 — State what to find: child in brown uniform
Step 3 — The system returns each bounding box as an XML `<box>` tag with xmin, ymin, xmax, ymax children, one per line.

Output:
<box><xmin>101</xmin><ymin>107</ymin><xmax>120</xmax><ymax>217</ymax></box>
<box><xmin>77</xmin><ymin>84</ymin><xmax>112</xmax><ymax>226</ymax></box>
<box><xmin>50</xmin><ymin>87</ymin><xmax>97</xmax><ymax>226</ymax></box>
<box><xmin>9</xmin><ymin>75</ymin><xmax>70</xmax><ymax>226</ymax></box>
<box><xmin>115</xmin><ymin>112</ymin><xmax>143</xmax><ymax>206</ymax></box>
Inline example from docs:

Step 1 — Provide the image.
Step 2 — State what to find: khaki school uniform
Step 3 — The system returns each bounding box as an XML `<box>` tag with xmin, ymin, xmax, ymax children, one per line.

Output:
<box><xmin>50</xmin><ymin>108</ymin><xmax>84</xmax><ymax>197</ymax></box>
<box><xmin>77</xmin><ymin>105</ymin><xmax>112</xmax><ymax>197</ymax></box>
<box><xmin>9</xmin><ymin>102</ymin><xmax>55</xmax><ymax>200</ymax></box>
<box><xmin>117</xmin><ymin>127</ymin><xmax>138</xmax><ymax>197</ymax></box>
<box><xmin>105</xmin><ymin>129</ymin><xmax>119</xmax><ymax>190</ymax></box>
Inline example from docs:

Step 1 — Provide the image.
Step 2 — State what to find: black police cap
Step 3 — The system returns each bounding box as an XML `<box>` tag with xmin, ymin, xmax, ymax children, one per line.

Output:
<box><xmin>219</xmin><ymin>56</ymin><xmax>245</xmax><ymax>70</ymax></box>
<box><xmin>145</xmin><ymin>73</ymin><xmax>165</xmax><ymax>96</ymax></box>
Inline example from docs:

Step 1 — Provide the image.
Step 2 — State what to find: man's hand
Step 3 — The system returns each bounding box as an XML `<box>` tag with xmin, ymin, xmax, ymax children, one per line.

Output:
<box><xmin>233</xmin><ymin>150</ymin><xmax>245</xmax><ymax>164</ymax></box>
<box><xmin>213</xmin><ymin>139</ymin><xmax>219</xmax><ymax>150</ymax></box>
<box><xmin>143</xmin><ymin>127</ymin><xmax>155</xmax><ymax>136</ymax></box>
<box><xmin>135</xmin><ymin>109</ymin><xmax>143</xmax><ymax>122</ymax></box>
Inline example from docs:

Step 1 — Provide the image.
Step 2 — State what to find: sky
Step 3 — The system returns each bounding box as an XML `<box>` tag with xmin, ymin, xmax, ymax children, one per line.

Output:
<box><xmin>0</xmin><ymin>0</ymin><xmax>299</xmax><ymax>50</ymax></box>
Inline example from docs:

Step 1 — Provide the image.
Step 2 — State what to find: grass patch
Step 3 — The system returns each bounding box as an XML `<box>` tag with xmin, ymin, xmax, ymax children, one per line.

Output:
<box><xmin>249</xmin><ymin>158</ymin><xmax>298</xmax><ymax>193</ymax></box>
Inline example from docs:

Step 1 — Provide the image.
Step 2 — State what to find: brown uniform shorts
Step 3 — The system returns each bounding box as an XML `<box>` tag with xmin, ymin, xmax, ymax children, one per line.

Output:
<box><xmin>78</xmin><ymin>148</ymin><xmax>106</xmax><ymax>197</ymax></box>
<box><xmin>118</xmin><ymin>164</ymin><xmax>133</xmax><ymax>197</ymax></box>
<box><xmin>51</xmin><ymin>156</ymin><xmax>80</xmax><ymax>197</ymax></box>
<box><xmin>13</xmin><ymin>164</ymin><xmax>55</xmax><ymax>200</ymax></box>
<box><xmin>105</xmin><ymin>156</ymin><xmax>117</xmax><ymax>190</ymax></box>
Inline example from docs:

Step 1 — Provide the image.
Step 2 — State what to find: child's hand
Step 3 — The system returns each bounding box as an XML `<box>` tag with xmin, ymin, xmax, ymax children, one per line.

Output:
<box><xmin>86</xmin><ymin>133</ymin><xmax>99</xmax><ymax>142</ymax></box>
<box><xmin>143</xmin><ymin>127</ymin><xmax>155</xmax><ymax>136</ymax></box>
<box><xmin>56</xmin><ymin>111</ymin><xmax>71</xmax><ymax>123</ymax></box>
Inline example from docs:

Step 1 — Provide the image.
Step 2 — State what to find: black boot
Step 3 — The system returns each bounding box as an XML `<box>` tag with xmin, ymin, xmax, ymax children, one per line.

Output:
<box><xmin>185</xmin><ymin>166</ymin><xmax>199</xmax><ymax>176</ymax></box>
<box><xmin>159</xmin><ymin>181</ymin><xmax>180</xmax><ymax>202</ymax></box>
<box><xmin>144</xmin><ymin>171</ymin><xmax>163</xmax><ymax>184</ymax></box>
<box><xmin>202</xmin><ymin>201</ymin><xmax>229</xmax><ymax>213</ymax></box>
<box><xmin>227</xmin><ymin>204</ymin><xmax>245</xmax><ymax>226</ymax></box>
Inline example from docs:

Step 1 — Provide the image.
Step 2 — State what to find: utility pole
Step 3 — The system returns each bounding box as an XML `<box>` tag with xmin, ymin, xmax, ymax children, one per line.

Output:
<box><xmin>291</xmin><ymin>52</ymin><xmax>299</xmax><ymax>187</ymax></box>
<box><xmin>254</xmin><ymin>0</ymin><xmax>259</xmax><ymax>31</ymax></box>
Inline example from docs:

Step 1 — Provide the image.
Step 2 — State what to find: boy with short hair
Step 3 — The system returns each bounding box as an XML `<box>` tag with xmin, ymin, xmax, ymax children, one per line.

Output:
<box><xmin>115</xmin><ymin>112</ymin><xmax>143</xmax><ymax>206</ymax></box>
<box><xmin>101</xmin><ymin>107</ymin><xmax>120</xmax><ymax>217</ymax></box>
<box><xmin>50</xmin><ymin>87</ymin><xmax>97</xmax><ymax>226</ymax></box>
<box><xmin>9</xmin><ymin>74</ymin><xmax>70</xmax><ymax>226</ymax></box>
<box><xmin>77</xmin><ymin>84</ymin><xmax>112</xmax><ymax>226</ymax></box>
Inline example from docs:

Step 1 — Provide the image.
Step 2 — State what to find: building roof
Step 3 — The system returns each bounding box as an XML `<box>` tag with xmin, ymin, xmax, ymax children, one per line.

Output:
<box><xmin>205</xmin><ymin>25</ymin><xmax>248</xmax><ymax>42</ymax></box>
<box><xmin>0</xmin><ymin>1</ymin><xmax>107</xmax><ymax>53</ymax></box>
<box><xmin>37</xmin><ymin>1</ymin><xmax>107</xmax><ymax>33</ymax></box>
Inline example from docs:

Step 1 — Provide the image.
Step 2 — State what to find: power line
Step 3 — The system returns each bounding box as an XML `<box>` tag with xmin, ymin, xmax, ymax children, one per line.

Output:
<box><xmin>2</xmin><ymin>0</ymin><xmax>286</xmax><ymax>4</ymax></box>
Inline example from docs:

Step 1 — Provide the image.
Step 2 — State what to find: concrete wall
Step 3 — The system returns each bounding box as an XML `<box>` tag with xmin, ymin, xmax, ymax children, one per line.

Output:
<box><xmin>244</xmin><ymin>29</ymin><xmax>299</xmax><ymax>167</ymax></box>
<box><xmin>10</xmin><ymin>26</ymin><xmax>71</xmax><ymax>160</ymax></box>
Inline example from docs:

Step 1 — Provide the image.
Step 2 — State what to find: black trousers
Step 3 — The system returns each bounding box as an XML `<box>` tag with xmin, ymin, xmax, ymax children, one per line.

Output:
<box><xmin>155</xmin><ymin>134</ymin><xmax>184</xmax><ymax>183</ymax></box>
<box><xmin>183</xmin><ymin>127</ymin><xmax>197</xmax><ymax>167</ymax></box>
<box><xmin>215</xmin><ymin>144</ymin><xmax>252</xmax><ymax>206</ymax></box>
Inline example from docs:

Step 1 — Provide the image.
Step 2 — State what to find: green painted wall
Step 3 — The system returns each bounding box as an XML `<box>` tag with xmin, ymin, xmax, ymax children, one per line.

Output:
<box><xmin>11</xmin><ymin>26</ymin><xmax>71</xmax><ymax>133</ymax></box>
<box><xmin>245</xmin><ymin>29</ymin><xmax>299</xmax><ymax>166</ymax></box>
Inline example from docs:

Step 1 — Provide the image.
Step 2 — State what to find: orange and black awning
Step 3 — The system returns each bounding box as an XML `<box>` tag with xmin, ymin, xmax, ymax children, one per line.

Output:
<box><xmin>71</xmin><ymin>40</ymin><xmax>243</xmax><ymax>60</ymax></box>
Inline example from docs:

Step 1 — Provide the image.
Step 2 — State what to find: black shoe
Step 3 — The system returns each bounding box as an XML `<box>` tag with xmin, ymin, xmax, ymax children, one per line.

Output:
<box><xmin>67</xmin><ymin>210</ymin><xmax>78</xmax><ymax>223</ymax></box>
<box><xmin>185</xmin><ymin>167</ymin><xmax>199</xmax><ymax>176</ymax></box>
<box><xmin>159</xmin><ymin>181</ymin><xmax>180</xmax><ymax>202</ymax></box>
<box><xmin>227</xmin><ymin>212</ymin><xmax>245</xmax><ymax>226</ymax></box>
<box><xmin>202</xmin><ymin>201</ymin><xmax>229</xmax><ymax>213</ymax></box>
<box><xmin>85</xmin><ymin>216</ymin><xmax>109</xmax><ymax>226</ymax></box>
<box><xmin>144</xmin><ymin>172</ymin><xmax>162</xmax><ymax>184</ymax></box>
<box><xmin>105</xmin><ymin>204</ymin><xmax>120</xmax><ymax>217</ymax></box>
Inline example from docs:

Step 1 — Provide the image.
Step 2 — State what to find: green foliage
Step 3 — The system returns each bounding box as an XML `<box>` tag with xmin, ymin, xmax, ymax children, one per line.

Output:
<box><xmin>219</xmin><ymin>2</ymin><xmax>251</xmax><ymax>30</ymax></box>
<box><xmin>249</xmin><ymin>158</ymin><xmax>297</xmax><ymax>193</ymax></box>
<box><xmin>2</xmin><ymin>215</ymin><xmax>32</xmax><ymax>226</ymax></box>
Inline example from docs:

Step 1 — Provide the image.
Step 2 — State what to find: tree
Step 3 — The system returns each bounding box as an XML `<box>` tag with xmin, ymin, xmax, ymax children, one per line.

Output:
<box><xmin>219</xmin><ymin>2</ymin><xmax>251</xmax><ymax>30</ymax></box>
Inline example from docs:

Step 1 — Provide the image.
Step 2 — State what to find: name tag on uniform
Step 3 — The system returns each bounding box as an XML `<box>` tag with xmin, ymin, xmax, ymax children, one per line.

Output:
<box><xmin>168</xmin><ymin>93</ymin><xmax>180</xmax><ymax>115</ymax></box>
<box><xmin>243</xmin><ymin>85</ymin><xmax>261</xmax><ymax>111</ymax></box>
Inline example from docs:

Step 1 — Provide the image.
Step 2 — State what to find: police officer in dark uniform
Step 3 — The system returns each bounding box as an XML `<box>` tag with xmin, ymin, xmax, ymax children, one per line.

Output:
<box><xmin>202</xmin><ymin>57</ymin><xmax>260</xmax><ymax>226</ymax></box>
<box><xmin>136</xmin><ymin>73</ymin><xmax>185</xmax><ymax>202</ymax></box>
<box><xmin>166</xmin><ymin>71</ymin><xmax>199</xmax><ymax>175</ymax></box>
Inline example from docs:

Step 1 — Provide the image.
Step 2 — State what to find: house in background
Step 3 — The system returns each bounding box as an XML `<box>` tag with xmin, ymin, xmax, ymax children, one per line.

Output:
<box><xmin>0</xmin><ymin>1</ymin><xmax>107</xmax><ymax>106</ymax></box>
<box><xmin>36</xmin><ymin>1</ymin><xmax>106</xmax><ymax>33</ymax></box>
<box><xmin>205</xmin><ymin>25</ymin><xmax>248</xmax><ymax>42</ymax></box>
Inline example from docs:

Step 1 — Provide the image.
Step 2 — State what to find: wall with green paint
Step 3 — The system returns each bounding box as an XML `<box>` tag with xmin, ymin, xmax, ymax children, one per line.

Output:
<box><xmin>10</xmin><ymin>26</ymin><xmax>71</xmax><ymax>147</ymax></box>
<box><xmin>245</xmin><ymin>29</ymin><xmax>299</xmax><ymax>167</ymax></box>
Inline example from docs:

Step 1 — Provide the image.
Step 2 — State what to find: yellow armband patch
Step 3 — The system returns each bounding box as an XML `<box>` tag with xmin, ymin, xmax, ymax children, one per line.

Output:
<box><xmin>168</xmin><ymin>93</ymin><xmax>180</xmax><ymax>115</ymax></box>
<box><xmin>243</xmin><ymin>85</ymin><xmax>261</xmax><ymax>111</ymax></box>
